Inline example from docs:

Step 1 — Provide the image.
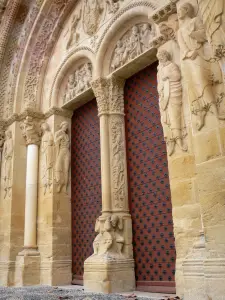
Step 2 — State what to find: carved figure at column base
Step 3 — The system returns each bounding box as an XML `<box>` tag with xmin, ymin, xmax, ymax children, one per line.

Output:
<box><xmin>84</xmin><ymin>214</ymin><xmax>135</xmax><ymax>293</ymax></box>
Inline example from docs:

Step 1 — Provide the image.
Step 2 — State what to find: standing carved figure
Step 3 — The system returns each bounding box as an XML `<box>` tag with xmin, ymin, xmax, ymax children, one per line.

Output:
<box><xmin>140</xmin><ymin>23</ymin><xmax>155</xmax><ymax>51</ymax></box>
<box><xmin>177</xmin><ymin>3</ymin><xmax>225</xmax><ymax>130</ymax></box>
<box><xmin>54</xmin><ymin>121</ymin><xmax>70</xmax><ymax>193</ymax></box>
<box><xmin>66</xmin><ymin>10</ymin><xmax>81</xmax><ymax>49</ymax></box>
<box><xmin>83</xmin><ymin>0</ymin><xmax>103</xmax><ymax>36</ymax></box>
<box><xmin>157</xmin><ymin>50</ymin><xmax>187</xmax><ymax>156</ymax></box>
<box><xmin>128</xmin><ymin>26</ymin><xmax>142</xmax><ymax>60</ymax></box>
<box><xmin>197</xmin><ymin>0</ymin><xmax>225</xmax><ymax>79</ymax></box>
<box><xmin>3</xmin><ymin>130</ymin><xmax>13</xmax><ymax>199</ymax></box>
<box><xmin>111</xmin><ymin>40</ymin><xmax>126</xmax><ymax>71</ymax></box>
<box><xmin>41</xmin><ymin>123</ymin><xmax>54</xmax><ymax>195</ymax></box>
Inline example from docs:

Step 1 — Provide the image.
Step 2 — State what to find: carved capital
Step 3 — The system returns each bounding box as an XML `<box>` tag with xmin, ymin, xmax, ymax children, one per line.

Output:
<box><xmin>91</xmin><ymin>78</ymin><xmax>110</xmax><ymax>115</ymax></box>
<box><xmin>20</xmin><ymin>116</ymin><xmax>41</xmax><ymax>146</ymax></box>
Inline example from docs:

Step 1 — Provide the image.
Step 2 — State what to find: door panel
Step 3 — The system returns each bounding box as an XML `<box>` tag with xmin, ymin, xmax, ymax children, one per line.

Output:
<box><xmin>71</xmin><ymin>99</ymin><xmax>101</xmax><ymax>284</ymax></box>
<box><xmin>124</xmin><ymin>63</ymin><xmax>176</xmax><ymax>293</ymax></box>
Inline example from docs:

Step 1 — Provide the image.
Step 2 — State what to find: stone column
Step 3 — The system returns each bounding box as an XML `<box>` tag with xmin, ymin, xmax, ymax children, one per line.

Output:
<box><xmin>15</xmin><ymin>116</ymin><xmax>41</xmax><ymax>286</ymax></box>
<box><xmin>84</xmin><ymin>75</ymin><xmax>135</xmax><ymax>294</ymax></box>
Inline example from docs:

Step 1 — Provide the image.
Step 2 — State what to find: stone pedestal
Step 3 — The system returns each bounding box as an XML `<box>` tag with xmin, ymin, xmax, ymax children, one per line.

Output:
<box><xmin>14</xmin><ymin>253</ymin><xmax>40</xmax><ymax>286</ymax></box>
<box><xmin>84</xmin><ymin>255</ymin><xmax>135</xmax><ymax>294</ymax></box>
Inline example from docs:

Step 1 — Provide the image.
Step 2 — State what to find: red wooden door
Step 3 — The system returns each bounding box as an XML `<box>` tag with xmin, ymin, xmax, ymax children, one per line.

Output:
<box><xmin>124</xmin><ymin>63</ymin><xmax>176</xmax><ymax>293</ymax></box>
<box><xmin>71</xmin><ymin>99</ymin><xmax>102</xmax><ymax>284</ymax></box>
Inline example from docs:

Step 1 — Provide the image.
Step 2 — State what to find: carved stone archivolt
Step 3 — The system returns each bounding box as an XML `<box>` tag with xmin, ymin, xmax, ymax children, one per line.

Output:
<box><xmin>92</xmin><ymin>214</ymin><xmax>125</xmax><ymax>258</ymax></box>
<box><xmin>63</xmin><ymin>63</ymin><xmax>92</xmax><ymax>104</ymax></box>
<box><xmin>111</xmin><ymin>23</ymin><xmax>156</xmax><ymax>71</ymax></box>
<box><xmin>54</xmin><ymin>121</ymin><xmax>70</xmax><ymax>193</ymax></box>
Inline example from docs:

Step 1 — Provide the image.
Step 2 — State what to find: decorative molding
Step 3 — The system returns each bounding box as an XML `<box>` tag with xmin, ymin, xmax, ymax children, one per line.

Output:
<box><xmin>149</xmin><ymin>2</ymin><xmax>177</xmax><ymax>24</ymax></box>
<box><xmin>2</xmin><ymin>129</ymin><xmax>13</xmax><ymax>199</ymax></box>
<box><xmin>108</xmin><ymin>76</ymin><xmax>125</xmax><ymax>114</ymax></box>
<box><xmin>44</xmin><ymin>107</ymin><xmax>73</xmax><ymax>119</ymax></box>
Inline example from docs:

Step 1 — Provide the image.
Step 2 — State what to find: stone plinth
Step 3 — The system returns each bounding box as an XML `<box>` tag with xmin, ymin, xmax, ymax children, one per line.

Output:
<box><xmin>84</xmin><ymin>255</ymin><xmax>135</xmax><ymax>294</ymax></box>
<box><xmin>14</xmin><ymin>252</ymin><xmax>40</xmax><ymax>286</ymax></box>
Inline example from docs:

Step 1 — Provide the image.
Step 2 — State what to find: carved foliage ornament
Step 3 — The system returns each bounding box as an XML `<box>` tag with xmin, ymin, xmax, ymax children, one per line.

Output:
<box><xmin>110</xmin><ymin>116</ymin><xmax>126</xmax><ymax>209</ymax></box>
<box><xmin>63</xmin><ymin>63</ymin><xmax>92</xmax><ymax>104</ymax></box>
<box><xmin>111</xmin><ymin>23</ymin><xmax>156</xmax><ymax>71</ymax></box>
<box><xmin>20</xmin><ymin>116</ymin><xmax>41</xmax><ymax>146</ymax></box>
<box><xmin>93</xmin><ymin>214</ymin><xmax>124</xmax><ymax>257</ymax></box>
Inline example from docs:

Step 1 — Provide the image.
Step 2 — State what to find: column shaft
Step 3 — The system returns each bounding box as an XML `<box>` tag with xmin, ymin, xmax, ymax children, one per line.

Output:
<box><xmin>24</xmin><ymin>144</ymin><xmax>39</xmax><ymax>248</ymax></box>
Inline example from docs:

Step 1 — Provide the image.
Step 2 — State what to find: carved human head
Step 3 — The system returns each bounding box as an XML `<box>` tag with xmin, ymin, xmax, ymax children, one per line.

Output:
<box><xmin>5</xmin><ymin>130</ymin><xmax>12</xmax><ymax>139</ymax></box>
<box><xmin>158</xmin><ymin>22</ymin><xmax>170</xmax><ymax>36</ymax></box>
<box><xmin>60</xmin><ymin>121</ymin><xmax>69</xmax><ymax>132</ymax></box>
<box><xmin>68</xmin><ymin>73</ymin><xmax>75</xmax><ymax>83</ymax></box>
<box><xmin>117</xmin><ymin>40</ymin><xmax>123</xmax><ymax>48</ymax></box>
<box><xmin>111</xmin><ymin>215</ymin><xmax>119</xmax><ymax>227</ymax></box>
<box><xmin>132</xmin><ymin>25</ymin><xmax>139</xmax><ymax>34</ymax></box>
<box><xmin>178</xmin><ymin>3</ymin><xmax>195</xmax><ymax>20</ymax></box>
<box><xmin>157</xmin><ymin>50</ymin><xmax>171</xmax><ymax>63</ymax></box>
<box><xmin>41</xmin><ymin>122</ymin><xmax>50</xmax><ymax>132</ymax></box>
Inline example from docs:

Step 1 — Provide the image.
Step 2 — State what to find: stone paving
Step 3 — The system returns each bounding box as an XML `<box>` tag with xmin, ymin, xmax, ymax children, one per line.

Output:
<box><xmin>0</xmin><ymin>286</ymin><xmax>178</xmax><ymax>300</ymax></box>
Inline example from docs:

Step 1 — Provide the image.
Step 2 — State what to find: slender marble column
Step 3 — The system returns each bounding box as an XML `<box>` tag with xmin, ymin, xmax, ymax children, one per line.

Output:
<box><xmin>24</xmin><ymin>144</ymin><xmax>39</xmax><ymax>249</ymax></box>
<box><xmin>19</xmin><ymin>116</ymin><xmax>40</xmax><ymax>255</ymax></box>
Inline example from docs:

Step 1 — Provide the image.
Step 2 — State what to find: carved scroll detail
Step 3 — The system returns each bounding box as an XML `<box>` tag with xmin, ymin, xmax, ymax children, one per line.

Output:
<box><xmin>110</xmin><ymin>116</ymin><xmax>126</xmax><ymax>209</ymax></box>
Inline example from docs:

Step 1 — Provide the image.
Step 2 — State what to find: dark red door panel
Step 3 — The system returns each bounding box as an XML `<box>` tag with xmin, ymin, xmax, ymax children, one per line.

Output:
<box><xmin>71</xmin><ymin>99</ymin><xmax>101</xmax><ymax>284</ymax></box>
<box><xmin>124</xmin><ymin>63</ymin><xmax>176</xmax><ymax>293</ymax></box>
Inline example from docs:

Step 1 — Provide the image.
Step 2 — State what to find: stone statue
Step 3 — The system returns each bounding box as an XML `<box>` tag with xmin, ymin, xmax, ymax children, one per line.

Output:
<box><xmin>41</xmin><ymin>123</ymin><xmax>54</xmax><ymax>195</ymax></box>
<box><xmin>140</xmin><ymin>23</ymin><xmax>155</xmax><ymax>51</ymax></box>
<box><xmin>66</xmin><ymin>10</ymin><xmax>81</xmax><ymax>49</ymax></box>
<box><xmin>197</xmin><ymin>0</ymin><xmax>225</xmax><ymax>79</ymax></box>
<box><xmin>128</xmin><ymin>25</ymin><xmax>142</xmax><ymax>60</ymax></box>
<box><xmin>93</xmin><ymin>215</ymin><xmax>124</xmax><ymax>256</ymax></box>
<box><xmin>157</xmin><ymin>49</ymin><xmax>187</xmax><ymax>156</ymax></box>
<box><xmin>20</xmin><ymin>116</ymin><xmax>40</xmax><ymax>145</ymax></box>
<box><xmin>3</xmin><ymin>130</ymin><xmax>13</xmax><ymax>199</ymax></box>
<box><xmin>177</xmin><ymin>3</ymin><xmax>225</xmax><ymax>131</ymax></box>
<box><xmin>54</xmin><ymin>121</ymin><xmax>70</xmax><ymax>193</ymax></box>
<box><xmin>64</xmin><ymin>73</ymin><xmax>77</xmax><ymax>103</ymax></box>
<box><xmin>83</xmin><ymin>0</ymin><xmax>103</xmax><ymax>36</ymax></box>
<box><xmin>111</xmin><ymin>40</ymin><xmax>126</xmax><ymax>71</ymax></box>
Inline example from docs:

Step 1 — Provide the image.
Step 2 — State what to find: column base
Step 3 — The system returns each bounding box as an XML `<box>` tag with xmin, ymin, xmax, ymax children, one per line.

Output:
<box><xmin>14</xmin><ymin>251</ymin><xmax>40</xmax><ymax>286</ymax></box>
<box><xmin>84</xmin><ymin>254</ymin><xmax>135</xmax><ymax>294</ymax></box>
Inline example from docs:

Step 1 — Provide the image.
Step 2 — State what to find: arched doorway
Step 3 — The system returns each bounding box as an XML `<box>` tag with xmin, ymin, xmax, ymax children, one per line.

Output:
<box><xmin>71</xmin><ymin>99</ymin><xmax>102</xmax><ymax>284</ymax></box>
<box><xmin>124</xmin><ymin>62</ymin><xmax>176</xmax><ymax>293</ymax></box>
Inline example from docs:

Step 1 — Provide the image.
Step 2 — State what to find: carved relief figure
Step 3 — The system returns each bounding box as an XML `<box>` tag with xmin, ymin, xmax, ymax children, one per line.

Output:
<box><xmin>0</xmin><ymin>0</ymin><xmax>7</xmax><ymax>24</ymax></box>
<box><xmin>93</xmin><ymin>215</ymin><xmax>124</xmax><ymax>256</ymax></box>
<box><xmin>106</xmin><ymin>0</ymin><xmax>122</xmax><ymax>14</ymax></box>
<box><xmin>20</xmin><ymin>116</ymin><xmax>40</xmax><ymax>145</ymax></box>
<box><xmin>66</xmin><ymin>10</ymin><xmax>81</xmax><ymax>49</ymax></box>
<box><xmin>157</xmin><ymin>50</ymin><xmax>187</xmax><ymax>156</ymax></box>
<box><xmin>177</xmin><ymin>3</ymin><xmax>225</xmax><ymax>130</ymax></box>
<box><xmin>197</xmin><ymin>0</ymin><xmax>225</xmax><ymax>78</ymax></box>
<box><xmin>3</xmin><ymin>130</ymin><xmax>13</xmax><ymax>199</ymax></box>
<box><xmin>63</xmin><ymin>63</ymin><xmax>92</xmax><ymax>103</ymax></box>
<box><xmin>54</xmin><ymin>121</ymin><xmax>70</xmax><ymax>193</ymax></box>
<box><xmin>111</xmin><ymin>23</ymin><xmax>155</xmax><ymax>71</ymax></box>
<box><xmin>83</xmin><ymin>0</ymin><xmax>103</xmax><ymax>36</ymax></box>
<box><xmin>41</xmin><ymin>123</ymin><xmax>54</xmax><ymax>195</ymax></box>
<box><xmin>111</xmin><ymin>119</ymin><xmax>125</xmax><ymax>209</ymax></box>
